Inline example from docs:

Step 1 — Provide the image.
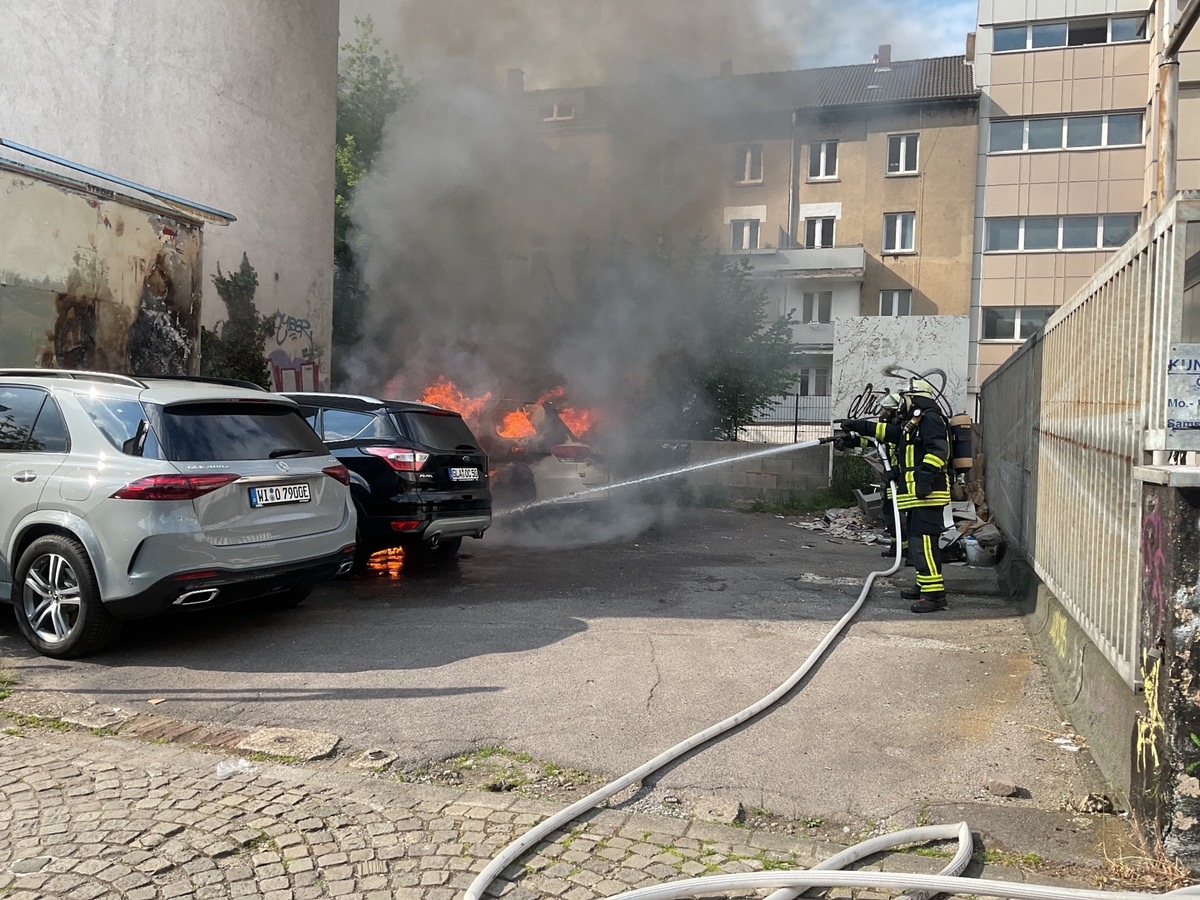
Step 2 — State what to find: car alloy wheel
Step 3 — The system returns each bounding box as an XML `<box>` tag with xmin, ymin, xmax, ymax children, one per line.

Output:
<box><xmin>15</xmin><ymin>535</ymin><xmax>121</xmax><ymax>659</ymax></box>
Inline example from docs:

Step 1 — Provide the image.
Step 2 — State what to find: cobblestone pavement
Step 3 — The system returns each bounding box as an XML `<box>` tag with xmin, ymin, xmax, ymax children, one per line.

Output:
<box><xmin>0</xmin><ymin>721</ymin><xmax>1080</xmax><ymax>900</ymax></box>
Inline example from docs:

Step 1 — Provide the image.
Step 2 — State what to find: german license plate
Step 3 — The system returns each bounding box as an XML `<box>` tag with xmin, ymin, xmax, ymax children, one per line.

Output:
<box><xmin>250</xmin><ymin>483</ymin><xmax>311</xmax><ymax>507</ymax></box>
<box><xmin>449</xmin><ymin>467</ymin><xmax>479</xmax><ymax>482</ymax></box>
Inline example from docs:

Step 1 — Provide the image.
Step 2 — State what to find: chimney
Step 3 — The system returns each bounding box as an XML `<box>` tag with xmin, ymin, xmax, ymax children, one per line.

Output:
<box><xmin>507</xmin><ymin>68</ymin><xmax>524</xmax><ymax>98</ymax></box>
<box><xmin>719</xmin><ymin>60</ymin><xmax>733</xmax><ymax>77</ymax></box>
<box><xmin>965</xmin><ymin>32</ymin><xmax>976</xmax><ymax>62</ymax></box>
<box><xmin>875</xmin><ymin>44</ymin><xmax>891</xmax><ymax>67</ymax></box>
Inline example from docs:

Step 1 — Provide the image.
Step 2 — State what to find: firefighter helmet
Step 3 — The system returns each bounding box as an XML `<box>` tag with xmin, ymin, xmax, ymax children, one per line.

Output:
<box><xmin>879</xmin><ymin>391</ymin><xmax>901</xmax><ymax>409</ymax></box>
<box><xmin>907</xmin><ymin>378</ymin><xmax>935</xmax><ymax>399</ymax></box>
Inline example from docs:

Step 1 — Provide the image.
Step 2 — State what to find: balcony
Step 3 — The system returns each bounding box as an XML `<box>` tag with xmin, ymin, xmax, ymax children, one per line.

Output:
<box><xmin>733</xmin><ymin>245</ymin><xmax>866</xmax><ymax>280</ymax></box>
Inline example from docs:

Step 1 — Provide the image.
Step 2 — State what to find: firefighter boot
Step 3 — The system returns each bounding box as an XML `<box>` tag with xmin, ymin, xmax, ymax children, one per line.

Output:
<box><xmin>911</xmin><ymin>593</ymin><xmax>948</xmax><ymax>614</ymax></box>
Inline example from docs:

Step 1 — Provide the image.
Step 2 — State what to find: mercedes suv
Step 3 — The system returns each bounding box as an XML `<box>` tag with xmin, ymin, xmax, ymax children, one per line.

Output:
<box><xmin>0</xmin><ymin>370</ymin><xmax>357</xmax><ymax>658</ymax></box>
<box><xmin>283</xmin><ymin>393</ymin><xmax>491</xmax><ymax>567</ymax></box>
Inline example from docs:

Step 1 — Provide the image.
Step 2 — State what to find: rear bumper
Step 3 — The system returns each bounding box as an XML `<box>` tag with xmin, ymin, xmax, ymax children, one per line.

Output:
<box><xmin>361</xmin><ymin>511</ymin><xmax>491</xmax><ymax>546</ymax></box>
<box><xmin>103</xmin><ymin>545</ymin><xmax>357</xmax><ymax>620</ymax></box>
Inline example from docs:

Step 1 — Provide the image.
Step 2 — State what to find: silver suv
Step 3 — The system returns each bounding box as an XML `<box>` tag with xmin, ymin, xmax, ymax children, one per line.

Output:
<box><xmin>0</xmin><ymin>371</ymin><xmax>357</xmax><ymax>659</ymax></box>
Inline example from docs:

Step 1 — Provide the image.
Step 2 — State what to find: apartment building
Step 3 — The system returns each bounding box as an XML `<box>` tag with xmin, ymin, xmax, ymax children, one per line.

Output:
<box><xmin>968</xmin><ymin>1</ymin><xmax>1194</xmax><ymax>392</ymax></box>
<box><xmin>524</xmin><ymin>50</ymin><xmax>979</xmax><ymax>421</ymax></box>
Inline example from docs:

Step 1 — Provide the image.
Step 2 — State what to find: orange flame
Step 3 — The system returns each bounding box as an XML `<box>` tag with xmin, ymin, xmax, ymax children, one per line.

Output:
<box><xmin>420</xmin><ymin>377</ymin><xmax>491</xmax><ymax>423</ymax></box>
<box><xmin>559</xmin><ymin>406</ymin><xmax>599</xmax><ymax>439</ymax></box>
<box><xmin>497</xmin><ymin>410</ymin><xmax>536</xmax><ymax>440</ymax></box>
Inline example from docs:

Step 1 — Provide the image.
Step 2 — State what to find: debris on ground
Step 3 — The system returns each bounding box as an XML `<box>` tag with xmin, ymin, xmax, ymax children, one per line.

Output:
<box><xmin>789</xmin><ymin>507</ymin><xmax>882</xmax><ymax>544</ymax></box>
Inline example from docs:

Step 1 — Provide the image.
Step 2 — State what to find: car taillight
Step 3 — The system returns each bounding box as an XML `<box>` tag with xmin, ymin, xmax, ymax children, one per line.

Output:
<box><xmin>551</xmin><ymin>444</ymin><xmax>591</xmax><ymax>461</ymax></box>
<box><xmin>112</xmin><ymin>474</ymin><xmax>240</xmax><ymax>500</ymax></box>
<box><xmin>323</xmin><ymin>464</ymin><xmax>351</xmax><ymax>485</ymax></box>
<box><xmin>363</xmin><ymin>446</ymin><xmax>430</xmax><ymax>471</ymax></box>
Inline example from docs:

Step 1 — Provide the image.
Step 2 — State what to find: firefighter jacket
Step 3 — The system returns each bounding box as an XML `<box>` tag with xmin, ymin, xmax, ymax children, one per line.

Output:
<box><xmin>877</xmin><ymin>397</ymin><xmax>950</xmax><ymax>510</ymax></box>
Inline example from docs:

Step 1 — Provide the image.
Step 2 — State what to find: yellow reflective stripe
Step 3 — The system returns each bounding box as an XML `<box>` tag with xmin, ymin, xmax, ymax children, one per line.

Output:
<box><xmin>874</xmin><ymin>422</ymin><xmax>888</xmax><ymax>440</ymax></box>
<box><xmin>922</xmin><ymin>454</ymin><xmax>946</xmax><ymax>467</ymax></box>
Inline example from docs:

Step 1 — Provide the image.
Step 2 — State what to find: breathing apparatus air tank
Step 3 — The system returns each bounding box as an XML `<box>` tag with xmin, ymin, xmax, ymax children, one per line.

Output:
<box><xmin>949</xmin><ymin>413</ymin><xmax>974</xmax><ymax>475</ymax></box>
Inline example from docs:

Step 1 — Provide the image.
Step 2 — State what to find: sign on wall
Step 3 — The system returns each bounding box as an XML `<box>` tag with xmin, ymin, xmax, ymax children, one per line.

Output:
<box><xmin>1166</xmin><ymin>344</ymin><xmax>1200</xmax><ymax>431</ymax></box>
<box><xmin>831</xmin><ymin>316</ymin><xmax>970</xmax><ymax>419</ymax></box>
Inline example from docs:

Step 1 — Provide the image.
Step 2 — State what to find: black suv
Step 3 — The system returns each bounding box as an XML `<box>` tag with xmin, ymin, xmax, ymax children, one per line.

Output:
<box><xmin>285</xmin><ymin>393</ymin><xmax>491</xmax><ymax>566</ymax></box>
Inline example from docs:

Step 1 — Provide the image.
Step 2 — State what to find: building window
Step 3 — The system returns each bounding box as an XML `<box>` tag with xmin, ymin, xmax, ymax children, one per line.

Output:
<box><xmin>992</xmin><ymin>14</ymin><xmax>1147</xmax><ymax>52</ymax></box>
<box><xmin>887</xmin><ymin>134</ymin><xmax>919</xmax><ymax>174</ymax></box>
<box><xmin>733</xmin><ymin>144</ymin><xmax>763</xmax><ymax>183</ymax></box>
<box><xmin>808</xmin><ymin>141</ymin><xmax>838</xmax><ymax>180</ymax></box>
<box><xmin>883</xmin><ymin>212</ymin><xmax>916</xmax><ymax>253</ymax></box>
<box><xmin>982</xmin><ymin>306</ymin><xmax>1057</xmax><ymax>340</ymax></box>
<box><xmin>988</xmin><ymin>112</ymin><xmax>1143</xmax><ymax>153</ymax></box>
<box><xmin>730</xmin><ymin>219</ymin><xmax>761</xmax><ymax>251</ymax></box>
<box><xmin>880</xmin><ymin>289</ymin><xmax>912</xmax><ymax>316</ymax></box>
<box><xmin>798</xmin><ymin>367</ymin><xmax>831</xmax><ymax>396</ymax></box>
<box><xmin>804</xmin><ymin>217</ymin><xmax>836</xmax><ymax>248</ymax></box>
<box><xmin>801</xmin><ymin>291</ymin><xmax>833</xmax><ymax>324</ymax></box>
<box><xmin>541</xmin><ymin>101</ymin><xmax>574</xmax><ymax>121</ymax></box>
<box><xmin>984</xmin><ymin>214</ymin><xmax>1139</xmax><ymax>251</ymax></box>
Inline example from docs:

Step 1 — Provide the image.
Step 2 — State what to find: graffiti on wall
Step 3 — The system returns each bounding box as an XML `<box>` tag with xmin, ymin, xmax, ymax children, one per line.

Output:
<box><xmin>1137</xmin><ymin>649</ymin><xmax>1165</xmax><ymax>773</ymax></box>
<box><xmin>1136</xmin><ymin>498</ymin><xmax>1168</xmax><ymax>775</ymax></box>
<box><xmin>268</xmin><ymin>308</ymin><xmax>325</xmax><ymax>392</ymax></box>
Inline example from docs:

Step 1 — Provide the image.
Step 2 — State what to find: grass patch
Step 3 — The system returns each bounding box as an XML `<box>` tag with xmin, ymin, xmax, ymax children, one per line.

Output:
<box><xmin>0</xmin><ymin>668</ymin><xmax>16</xmax><ymax>701</ymax></box>
<box><xmin>3</xmin><ymin>713</ymin><xmax>70</xmax><ymax>732</ymax></box>
<box><xmin>980</xmin><ymin>848</ymin><xmax>1044</xmax><ymax>867</ymax></box>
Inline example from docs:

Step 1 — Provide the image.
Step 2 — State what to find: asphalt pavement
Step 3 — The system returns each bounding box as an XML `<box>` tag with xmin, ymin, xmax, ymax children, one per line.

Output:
<box><xmin>0</xmin><ymin>504</ymin><xmax>1154</xmax><ymax>898</ymax></box>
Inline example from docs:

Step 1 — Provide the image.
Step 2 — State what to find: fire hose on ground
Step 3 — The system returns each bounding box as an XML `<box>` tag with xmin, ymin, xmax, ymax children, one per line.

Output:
<box><xmin>463</xmin><ymin>437</ymin><xmax>1200</xmax><ymax>900</ymax></box>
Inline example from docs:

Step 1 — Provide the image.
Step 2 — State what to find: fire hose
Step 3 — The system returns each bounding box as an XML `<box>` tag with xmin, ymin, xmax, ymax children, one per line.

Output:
<box><xmin>463</xmin><ymin>436</ymin><xmax>1200</xmax><ymax>900</ymax></box>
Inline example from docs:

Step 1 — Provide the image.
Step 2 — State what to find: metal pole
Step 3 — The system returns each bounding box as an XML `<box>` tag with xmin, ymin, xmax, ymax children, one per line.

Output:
<box><xmin>794</xmin><ymin>393</ymin><xmax>800</xmax><ymax>443</ymax></box>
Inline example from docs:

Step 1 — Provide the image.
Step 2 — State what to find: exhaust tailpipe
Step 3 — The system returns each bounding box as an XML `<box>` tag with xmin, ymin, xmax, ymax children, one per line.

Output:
<box><xmin>174</xmin><ymin>587</ymin><xmax>220</xmax><ymax>607</ymax></box>
<box><xmin>336</xmin><ymin>560</ymin><xmax>354</xmax><ymax>576</ymax></box>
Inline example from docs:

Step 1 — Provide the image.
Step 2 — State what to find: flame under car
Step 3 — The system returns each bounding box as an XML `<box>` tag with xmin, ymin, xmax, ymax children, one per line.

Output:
<box><xmin>483</xmin><ymin>400</ymin><xmax>611</xmax><ymax>506</ymax></box>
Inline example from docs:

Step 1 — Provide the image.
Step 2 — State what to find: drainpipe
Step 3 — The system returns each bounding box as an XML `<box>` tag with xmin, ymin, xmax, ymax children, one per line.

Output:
<box><xmin>787</xmin><ymin>109</ymin><xmax>797</xmax><ymax>249</ymax></box>
<box><xmin>1158</xmin><ymin>0</ymin><xmax>1200</xmax><ymax>212</ymax></box>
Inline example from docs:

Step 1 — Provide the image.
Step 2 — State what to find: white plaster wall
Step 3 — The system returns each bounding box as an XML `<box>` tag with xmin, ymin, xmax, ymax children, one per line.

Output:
<box><xmin>831</xmin><ymin>315</ymin><xmax>970</xmax><ymax>417</ymax></box>
<box><xmin>0</xmin><ymin>0</ymin><xmax>338</xmax><ymax>386</ymax></box>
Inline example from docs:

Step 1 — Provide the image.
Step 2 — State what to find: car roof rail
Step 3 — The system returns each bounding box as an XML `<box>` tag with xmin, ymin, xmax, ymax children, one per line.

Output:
<box><xmin>137</xmin><ymin>374</ymin><xmax>269</xmax><ymax>392</ymax></box>
<box><xmin>287</xmin><ymin>391</ymin><xmax>387</xmax><ymax>405</ymax></box>
<box><xmin>0</xmin><ymin>368</ymin><xmax>147</xmax><ymax>387</ymax></box>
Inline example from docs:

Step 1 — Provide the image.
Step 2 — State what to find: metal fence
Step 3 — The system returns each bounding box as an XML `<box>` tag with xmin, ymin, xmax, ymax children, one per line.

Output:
<box><xmin>980</xmin><ymin>191</ymin><xmax>1200</xmax><ymax>687</ymax></box>
<box><xmin>737</xmin><ymin>394</ymin><xmax>833</xmax><ymax>444</ymax></box>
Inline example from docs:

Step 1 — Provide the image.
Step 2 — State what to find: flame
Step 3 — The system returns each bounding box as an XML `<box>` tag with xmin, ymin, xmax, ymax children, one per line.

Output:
<box><xmin>559</xmin><ymin>406</ymin><xmax>599</xmax><ymax>439</ymax></box>
<box><xmin>420</xmin><ymin>377</ymin><xmax>491</xmax><ymax>423</ymax></box>
<box><xmin>497</xmin><ymin>409</ymin><xmax>536</xmax><ymax>440</ymax></box>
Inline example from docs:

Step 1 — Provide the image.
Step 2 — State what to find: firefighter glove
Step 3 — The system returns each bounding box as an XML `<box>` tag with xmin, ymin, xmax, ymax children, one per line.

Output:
<box><xmin>833</xmin><ymin>435</ymin><xmax>861</xmax><ymax>452</ymax></box>
<box><xmin>915</xmin><ymin>463</ymin><xmax>936</xmax><ymax>498</ymax></box>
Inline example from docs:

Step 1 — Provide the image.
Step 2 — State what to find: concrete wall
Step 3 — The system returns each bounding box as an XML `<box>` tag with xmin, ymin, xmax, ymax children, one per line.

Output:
<box><xmin>0</xmin><ymin>1</ymin><xmax>338</xmax><ymax>387</ymax></box>
<box><xmin>0</xmin><ymin>170</ymin><xmax>202</xmax><ymax>373</ymax></box>
<box><xmin>679</xmin><ymin>441</ymin><xmax>830</xmax><ymax>503</ymax></box>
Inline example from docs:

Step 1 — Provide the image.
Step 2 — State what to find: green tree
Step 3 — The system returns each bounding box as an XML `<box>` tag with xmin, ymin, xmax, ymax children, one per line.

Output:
<box><xmin>200</xmin><ymin>253</ymin><xmax>272</xmax><ymax>388</ymax></box>
<box><xmin>671</xmin><ymin>249</ymin><xmax>798</xmax><ymax>440</ymax></box>
<box><xmin>333</xmin><ymin>17</ymin><xmax>414</xmax><ymax>381</ymax></box>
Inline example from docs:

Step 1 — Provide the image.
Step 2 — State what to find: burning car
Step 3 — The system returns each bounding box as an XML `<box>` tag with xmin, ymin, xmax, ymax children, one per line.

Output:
<box><xmin>481</xmin><ymin>399</ymin><xmax>611</xmax><ymax>506</ymax></box>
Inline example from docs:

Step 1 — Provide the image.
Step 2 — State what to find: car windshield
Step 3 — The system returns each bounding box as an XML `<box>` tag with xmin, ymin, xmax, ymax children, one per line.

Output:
<box><xmin>154</xmin><ymin>402</ymin><xmax>327</xmax><ymax>461</ymax></box>
<box><xmin>394</xmin><ymin>410</ymin><xmax>480</xmax><ymax>451</ymax></box>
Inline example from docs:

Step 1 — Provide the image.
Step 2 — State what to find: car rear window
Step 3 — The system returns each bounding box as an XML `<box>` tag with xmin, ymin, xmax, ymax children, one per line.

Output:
<box><xmin>156</xmin><ymin>402</ymin><xmax>327</xmax><ymax>461</ymax></box>
<box><xmin>393</xmin><ymin>410</ymin><xmax>480</xmax><ymax>451</ymax></box>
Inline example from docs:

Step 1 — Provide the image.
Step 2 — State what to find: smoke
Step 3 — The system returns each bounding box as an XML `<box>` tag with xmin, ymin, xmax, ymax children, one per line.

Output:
<box><xmin>339</xmin><ymin>1</ymin><xmax>969</xmax><ymax>539</ymax></box>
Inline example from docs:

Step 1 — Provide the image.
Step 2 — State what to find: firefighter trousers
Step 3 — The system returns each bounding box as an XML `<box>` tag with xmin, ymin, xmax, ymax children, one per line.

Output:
<box><xmin>906</xmin><ymin>505</ymin><xmax>946</xmax><ymax>599</ymax></box>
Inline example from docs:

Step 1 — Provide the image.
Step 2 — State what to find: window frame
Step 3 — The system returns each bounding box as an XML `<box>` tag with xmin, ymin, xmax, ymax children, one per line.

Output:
<box><xmin>730</xmin><ymin>218</ymin><xmax>761</xmax><ymax>251</ymax></box>
<box><xmin>983</xmin><ymin>214</ymin><xmax>1139</xmax><ymax>252</ymax></box>
<box><xmin>988</xmin><ymin>111</ymin><xmax>1144</xmax><ymax>153</ymax></box>
<box><xmin>981</xmin><ymin>305</ymin><xmax>1058</xmax><ymax>341</ymax></box>
<box><xmin>879</xmin><ymin>289</ymin><xmax>913</xmax><ymax>317</ymax></box>
<box><xmin>883</xmin><ymin>212</ymin><xmax>916</xmax><ymax>254</ymax></box>
<box><xmin>733</xmin><ymin>143</ymin><xmax>764</xmax><ymax>184</ymax></box>
<box><xmin>808</xmin><ymin>140</ymin><xmax>838</xmax><ymax>181</ymax></box>
<box><xmin>990</xmin><ymin>13</ymin><xmax>1149</xmax><ymax>52</ymax></box>
<box><xmin>803</xmin><ymin>216</ymin><xmax>836</xmax><ymax>249</ymax></box>
<box><xmin>801</xmin><ymin>291</ymin><xmax>833</xmax><ymax>324</ymax></box>
<box><xmin>886</xmin><ymin>133</ymin><xmax>919</xmax><ymax>175</ymax></box>
<box><xmin>541</xmin><ymin>101</ymin><xmax>575</xmax><ymax>121</ymax></box>
<box><xmin>798</xmin><ymin>367</ymin><xmax>832</xmax><ymax>397</ymax></box>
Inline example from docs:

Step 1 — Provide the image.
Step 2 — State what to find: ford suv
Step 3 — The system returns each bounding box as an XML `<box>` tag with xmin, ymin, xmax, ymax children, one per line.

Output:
<box><xmin>283</xmin><ymin>393</ymin><xmax>491</xmax><ymax>567</ymax></box>
<box><xmin>0</xmin><ymin>370</ymin><xmax>357</xmax><ymax>658</ymax></box>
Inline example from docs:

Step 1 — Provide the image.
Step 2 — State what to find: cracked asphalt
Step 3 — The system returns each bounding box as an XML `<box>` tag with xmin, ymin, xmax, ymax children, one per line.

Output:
<box><xmin>0</xmin><ymin>505</ymin><xmax>1142</xmax><ymax>896</ymax></box>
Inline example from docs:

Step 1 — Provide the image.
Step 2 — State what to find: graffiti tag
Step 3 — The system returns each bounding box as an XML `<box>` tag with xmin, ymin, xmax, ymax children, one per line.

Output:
<box><xmin>1135</xmin><ymin>649</ymin><xmax>1165</xmax><ymax>773</ymax></box>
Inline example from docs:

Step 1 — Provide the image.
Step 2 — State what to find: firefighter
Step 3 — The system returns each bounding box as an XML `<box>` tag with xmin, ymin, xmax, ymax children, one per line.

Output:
<box><xmin>843</xmin><ymin>378</ymin><xmax>951</xmax><ymax>613</ymax></box>
<box><xmin>835</xmin><ymin>392</ymin><xmax>908</xmax><ymax>561</ymax></box>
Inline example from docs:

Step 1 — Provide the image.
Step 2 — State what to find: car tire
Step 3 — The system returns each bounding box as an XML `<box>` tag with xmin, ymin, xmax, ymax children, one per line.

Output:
<box><xmin>14</xmin><ymin>534</ymin><xmax>121</xmax><ymax>659</ymax></box>
<box><xmin>262</xmin><ymin>585</ymin><xmax>313</xmax><ymax>610</ymax></box>
<box><xmin>408</xmin><ymin>536</ymin><xmax>463</xmax><ymax>564</ymax></box>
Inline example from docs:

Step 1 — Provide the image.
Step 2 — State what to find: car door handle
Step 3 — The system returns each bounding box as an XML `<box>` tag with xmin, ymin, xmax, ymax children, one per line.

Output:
<box><xmin>12</xmin><ymin>471</ymin><xmax>37</xmax><ymax>483</ymax></box>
